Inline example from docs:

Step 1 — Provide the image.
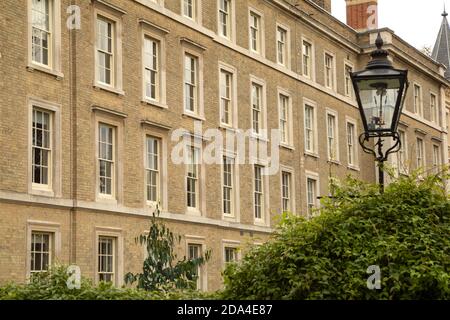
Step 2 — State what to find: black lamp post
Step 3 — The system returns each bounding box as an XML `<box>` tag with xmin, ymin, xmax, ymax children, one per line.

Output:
<box><xmin>351</xmin><ymin>32</ymin><xmax>409</xmax><ymax>193</ymax></box>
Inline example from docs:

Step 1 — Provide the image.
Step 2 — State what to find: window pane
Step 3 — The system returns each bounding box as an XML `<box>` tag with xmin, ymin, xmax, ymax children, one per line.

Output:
<box><xmin>31</xmin><ymin>232</ymin><xmax>51</xmax><ymax>273</ymax></box>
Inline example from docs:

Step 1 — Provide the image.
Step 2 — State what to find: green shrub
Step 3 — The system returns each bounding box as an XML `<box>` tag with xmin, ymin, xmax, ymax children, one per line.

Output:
<box><xmin>0</xmin><ymin>265</ymin><xmax>214</xmax><ymax>300</ymax></box>
<box><xmin>125</xmin><ymin>206</ymin><xmax>211</xmax><ymax>291</ymax></box>
<box><xmin>221</xmin><ymin>173</ymin><xmax>450</xmax><ymax>300</ymax></box>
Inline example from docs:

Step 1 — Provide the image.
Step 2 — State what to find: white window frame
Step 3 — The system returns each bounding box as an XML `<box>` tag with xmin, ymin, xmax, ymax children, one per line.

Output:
<box><xmin>432</xmin><ymin>144</ymin><xmax>441</xmax><ymax>173</ymax></box>
<box><xmin>186</xmin><ymin>145</ymin><xmax>200</xmax><ymax>212</ymax></box>
<box><xmin>181</xmin><ymin>41</ymin><xmax>205</xmax><ymax>120</ymax></box>
<box><xmin>326</xmin><ymin>108</ymin><xmax>339</xmax><ymax>162</ymax></box>
<box><xmin>413</xmin><ymin>83</ymin><xmax>423</xmax><ymax>117</ymax></box>
<box><xmin>140</xmin><ymin>20</ymin><xmax>169</xmax><ymax>108</ymax></box>
<box><xmin>145</xmin><ymin>136</ymin><xmax>161</xmax><ymax>206</ymax></box>
<box><xmin>95</xmin><ymin>227</ymin><xmax>123</xmax><ymax>286</ymax></box>
<box><xmin>97</xmin><ymin>236</ymin><xmax>116</xmax><ymax>283</ymax></box>
<box><xmin>252</xmin><ymin>163</ymin><xmax>269</xmax><ymax>226</ymax></box>
<box><xmin>93</xmin><ymin>111</ymin><xmax>124</xmax><ymax>205</ymax></box>
<box><xmin>217</xmin><ymin>0</ymin><xmax>236</xmax><ymax>42</ymax></box>
<box><xmin>302</xmin><ymin>38</ymin><xmax>315</xmax><ymax>80</ymax></box>
<box><xmin>344</xmin><ymin>61</ymin><xmax>354</xmax><ymax>98</ymax></box>
<box><xmin>97</xmin><ymin>123</ymin><xmax>116</xmax><ymax>199</ymax></box>
<box><xmin>345</xmin><ymin>117</ymin><xmax>359</xmax><ymax>170</ymax></box>
<box><xmin>397</xmin><ymin>129</ymin><xmax>408</xmax><ymax>175</ymax></box>
<box><xmin>141</xmin><ymin>124</ymin><xmax>169</xmax><ymax>211</ymax></box>
<box><xmin>248</xmin><ymin>8</ymin><xmax>265</xmax><ymax>56</ymax></box>
<box><xmin>26</xmin><ymin>220</ymin><xmax>61</xmax><ymax>280</ymax></box>
<box><xmin>222</xmin><ymin>240</ymin><xmax>241</xmax><ymax>267</ymax></box>
<box><xmin>185</xmin><ymin>235</ymin><xmax>207</xmax><ymax>291</ymax></box>
<box><xmin>416</xmin><ymin>137</ymin><xmax>425</xmax><ymax>169</ymax></box>
<box><xmin>280</xmin><ymin>166</ymin><xmax>295</xmax><ymax>214</ymax></box>
<box><xmin>278</xmin><ymin>88</ymin><xmax>293</xmax><ymax>148</ymax></box>
<box><xmin>27</xmin><ymin>0</ymin><xmax>63</xmax><ymax>78</ymax></box>
<box><xmin>218</xmin><ymin>62</ymin><xmax>238</xmax><ymax>128</ymax></box>
<box><xmin>430</xmin><ymin>92</ymin><xmax>438</xmax><ymax>124</ymax></box>
<box><xmin>93</xmin><ymin>4</ymin><xmax>124</xmax><ymax>95</ymax></box>
<box><xmin>250</xmin><ymin>75</ymin><xmax>267</xmax><ymax>138</ymax></box>
<box><xmin>303</xmin><ymin>98</ymin><xmax>318</xmax><ymax>156</ymax></box>
<box><xmin>182</xmin><ymin>0</ymin><xmax>202</xmax><ymax>24</ymax></box>
<box><xmin>31</xmin><ymin>108</ymin><xmax>53</xmax><ymax>190</ymax></box>
<box><xmin>184</xmin><ymin>138</ymin><xmax>205</xmax><ymax>216</ymax></box>
<box><xmin>221</xmin><ymin>150</ymin><xmax>240</xmax><ymax>221</ymax></box>
<box><xmin>305</xmin><ymin>171</ymin><xmax>320</xmax><ymax>217</ymax></box>
<box><xmin>324</xmin><ymin>51</ymin><xmax>336</xmax><ymax>91</ymax></box>
<box><xmin>276</xmin><ymin>23</ymin><xmax>290</xmax><ymax>69</ymax></box>
<box><xmin>28</xmin><ymin>97</ymin><xmax>62</xmax><ymax>198</ymax></box>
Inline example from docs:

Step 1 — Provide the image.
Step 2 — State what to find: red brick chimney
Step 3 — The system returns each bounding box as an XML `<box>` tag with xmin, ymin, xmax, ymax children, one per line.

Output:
<box><xmin>346</xmin><ymin>0</ymin><xmax>378</xmax><ymax>32</ymax></box>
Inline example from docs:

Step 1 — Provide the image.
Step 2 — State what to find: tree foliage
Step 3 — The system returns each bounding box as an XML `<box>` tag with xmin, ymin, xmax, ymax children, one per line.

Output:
<box><xmin>125</xmin><ymin>206</ymin><xmax>211</xmax><ymax>291</ymax></box>
<box><xmin>221</xmin><ymin>173</ymin><xmax>450</xmax><ymax>300</ymax></box>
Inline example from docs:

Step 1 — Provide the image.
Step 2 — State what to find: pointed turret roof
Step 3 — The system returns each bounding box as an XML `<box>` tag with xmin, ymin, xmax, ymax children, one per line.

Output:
<box><xmin>432</xmin><ymin>8</ymin><xmax>450</xmax><ymax>79</ymax></box>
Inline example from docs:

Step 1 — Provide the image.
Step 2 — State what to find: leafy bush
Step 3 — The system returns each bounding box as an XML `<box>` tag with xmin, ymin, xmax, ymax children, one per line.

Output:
<box><xmin>0</xmin><ymin>265</ymin><xmax>213</xmax><ymax>300</ymax></box>
<box><xmin>125</xmin><ymin>206</ymin><xmax>211</xmax><ymax>291</ymax></box>
<box><xmin>221</xmin><ymin>173</ymin><xmax>450</xmax><ymax>300</ymax></box>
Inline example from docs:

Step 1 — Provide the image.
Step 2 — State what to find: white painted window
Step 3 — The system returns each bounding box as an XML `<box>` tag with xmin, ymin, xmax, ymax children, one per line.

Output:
<box><xmin>249</xmin><ymin>11</ymin><xmax>261</xmax><ymax>53</ymax></box>
<box><xmin>251</xmin><ymin>83</ymin><xmax>263</xmax><ymax>135</ymax></box>
<box><xmin>307</xmin><ymin>177</ymin><xmax>317</xmax><ymax>216</ymax></box>
<box><xmin>414</xmin><ymin>84</ymin><xmax>423</xmax><ymax>116</ymax></box>
<box><xmin>183</xmin><ymin>0</ymin><xmax>196</xmax><ymax>20</ymax></box>
<box><xmin>253</xmin><ymin>165</ymin><xmax>264</xmax><ymax>220</ymax></box>
<box><xmin>143</xmin><ymin>37</ymin><xmax>159</xmax><ymax>101</ymax></box>
<box><xmin>32</xmin><ymin>108</ymin><xmax>52</xmax><ymax>187</ymax></box>
<box><xmin>222</xmin><ymin>156</ymin><xmax>234</xmax><ymax>216</ymax></box>
<box><xmin>326</xmin><ymin>113</ymin><xmax>338</xmax><ymax>161</ymax></box>
<box><xmin>186</xmin><ymin>146</ymin><xmax>199</xmax><ymax>209</ymax></box>
<box><xmin>345</xmin><ymin>64</ymin><xmax>353</xmax><ymax>97</ymax></box>
<box><xmin>324</xmin><ymin>53</ymin><xmax>334</xmax><ymax>89</ymax></box>
<box><xmin>188</xmin><ymin>243</ymin><xmax>202</xmax><ymax>289</ymax></box>
<box><xmin>416</xmin><ymin>137</ymin><xmax>425</xmax><ymax>168</ymax></box>
<box><xmin>430</xmin><ymin>93</ymin><xmax>437</xmax><ymax>123</ymax></box>
<box><xmin>281</xmin><ymin>171</ymin><xmax>291</xmax><ymax>212</ymax></box>
<box><xmin>277</xmin><ymin>26</ymin><xmax>287</xmax><ymax>66</ymax></box>
<box><xmin>96</xmin><ymin>16</ymin><xmax>115</xmax><ymax>86</ymax></box>
<box><xmin>397</xmin><ymin>130</ymin><xmax>407</xmax><ymax>174</ymax></box>
<box><xmin>98</xmin><ymin>123</ymin><xmax>115</xmax><ymax>196</ymax></box>
<box><xmin>30</xmin><ymin>232</ymin><xmax>52</xmax><ymax>273</ymax></box>
<box><xmin>98</xmin><ymin>236</ymin><xmax>115</xmax><ymax>283</ymax></box>
<box><xmin>219</xmin><ymin>0</ymin><xmax>231</xmax><ymax>39</ymax></box>
<box><xmin>279</xmin><ymin>93</ymin><xmax>291</xmax><ymax>145</ymax></box>
<box><xmin>224</xmin><ymin>247</ymin><xmax>238</xmax><ymax>263</ymax></box>
<box><xmin>184</xmin><ymin>54</ymin><xmax>198</xmax><ymax>113</ymax></box>
<box><xmin>302</xmin><ymin>40</ymin><xmax>312</xmax><ymax>78</ymax></box>
<box><xmin>146</xmin><ymin>136</ymin><xmax>160</xmax><ymax>203</ymax></box>
<box><xmin>304</xmin><ymin>103</ymin><xmax>316</xmax><ymax>153</ymax></box>
<box><xmin>31</xmin><ymin>0</ymin><xmax>52</xmax><ymax>66</ymax></box>
<box><xmin>346</xmin><ymin>122</ymin><xmax>357</xmax><ymax>166</ymax></box>
<box><xmin>433</xmin><ymin>144</ymin><xmax>441</xmax><ymax>172</ymax></box>
<box><xmin>447</xmin><ymin>111</ymin><xmax>449</xmax><ymax>131</ymax></box>
<box><xmin>220</xmin><ymin>69</ymin><xmax>233</xmax><ymax>126</ymax></box>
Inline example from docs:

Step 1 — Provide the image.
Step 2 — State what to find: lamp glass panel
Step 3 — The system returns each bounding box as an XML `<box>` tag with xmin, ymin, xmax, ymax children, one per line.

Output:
<box><xmin>356</xmin><ymin>78</ymin><xmax>400</xmax><ymax>132</ymax></box>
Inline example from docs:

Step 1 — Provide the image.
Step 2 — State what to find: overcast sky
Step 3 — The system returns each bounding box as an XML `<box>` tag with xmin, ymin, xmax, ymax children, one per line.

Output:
<box><xmin>331</xmin><ymin>0</ymin><xmax>449</xmax><ymax>50</ymax></box>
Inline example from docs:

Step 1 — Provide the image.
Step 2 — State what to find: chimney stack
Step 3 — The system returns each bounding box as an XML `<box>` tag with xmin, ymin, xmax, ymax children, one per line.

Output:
<box><xmin>346</xmin><ymin>0</ymin><xmax>378</xmax><ymax>32</ymax></box>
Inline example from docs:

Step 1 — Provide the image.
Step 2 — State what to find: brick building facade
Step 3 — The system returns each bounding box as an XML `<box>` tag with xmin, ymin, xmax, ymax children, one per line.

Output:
<box><xmin>0</xmin><ymin>0</ymin><xmax>448</xmax><ymax>291</ymax></box>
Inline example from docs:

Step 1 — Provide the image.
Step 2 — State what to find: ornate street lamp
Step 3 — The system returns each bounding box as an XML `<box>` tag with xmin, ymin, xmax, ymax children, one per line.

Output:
<box><xmin>351</xmin><ymin>32</ymin><xmax>409</xmax><ymax>192</ymax></box>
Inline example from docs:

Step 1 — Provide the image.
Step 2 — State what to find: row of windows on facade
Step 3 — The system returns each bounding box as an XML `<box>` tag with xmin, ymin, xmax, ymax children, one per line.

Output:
<box><xmin>32</xmin><ymin>104</ymin><xmax>365</xmax><ymax>219</ymax></box>
<box><xmin>30</xmin><ymin>230</ymin><xmax>238</xmax><ymax>289</ymax></box>
<box><xmin>31</xmin><ymin>0</ymin><xmax>441</xmax><ymax>126</ymax></box>
<box><xmin>33</xmin><ymin>104</ymin><xmax>443</xmax><ymax>224</ymax></box>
